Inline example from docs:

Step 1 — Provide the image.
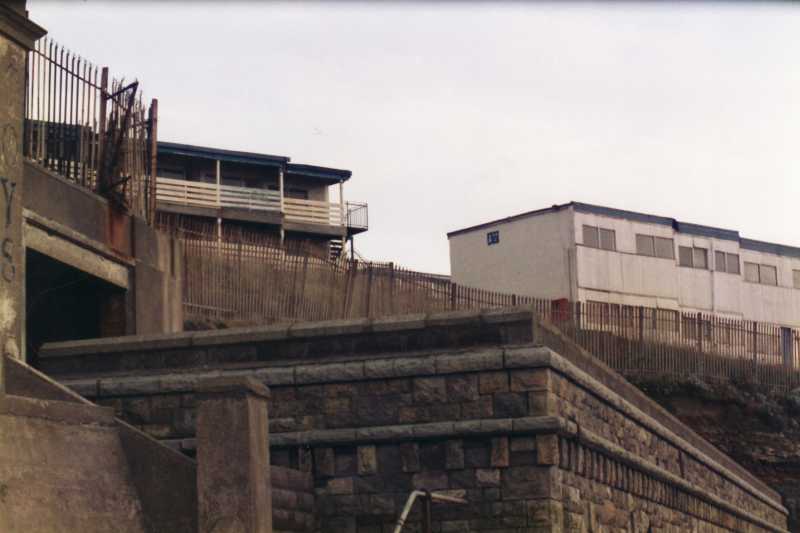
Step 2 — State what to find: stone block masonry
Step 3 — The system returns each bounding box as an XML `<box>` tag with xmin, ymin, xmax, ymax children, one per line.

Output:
<box><xmin>41</xmin><ymin>308</ymin><xmax>790</xmax><ymax>532</ymax></box>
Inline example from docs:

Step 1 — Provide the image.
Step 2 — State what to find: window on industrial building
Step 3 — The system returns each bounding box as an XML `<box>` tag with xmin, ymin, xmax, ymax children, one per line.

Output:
<box><xmin>486</xmin><ymin>231</ymin><xmax>500</xmax><ymax>246</ymax></box>
<box><xmin>636</xmin><ymin>234</ymin><xmax>674</xmax><ymax>259</ymax></box>
<box><xmin>655</xmin><ymin>237</ymin><xmax>675</xmax><ymax>259</ymax></box>
<box><xmin>636</xmin><ymin>234</ymin><xmax>654</xmax><ymax>256</ymax></box>
<box><xmin>678</xmin><ymin>246</ymin><xmax>708</xmax><ymax>269</ymax></box>
<box><xmin>583</xmin><ymin>225</ymin><xmax>599</xmax><ymax>248</ymax></box>
<box><xmin>794</xmin><ymin>269</ymin><xmax>800</xmax><ymax>289</ymax></box>
<box><xmin>599</xmin><ymin>228</ymin><xmax>616</xmax><ymax>251</ymax></box>
<box><xmin>583</xmin><ymin>225</ymin><xmax>615</xmax><ymax>251</ymax></box>
<box><xmin>744</xmin><ymin>262</ymin><xmax>778</xmax><ymax>285</ymax></box>
<box><xmin>714</xmin><ymin>251</ymin><xmax>740</xmax><ymax>274</ymax></box>
<box><xmin>744</xmin><ymin>262</ymin><xmax>759</xmax><ymax>283</ymax></box>
<box><xmin>761</xmin><ymin>264</ymin><xmax>778</xmax><ymax>285</ymax></box>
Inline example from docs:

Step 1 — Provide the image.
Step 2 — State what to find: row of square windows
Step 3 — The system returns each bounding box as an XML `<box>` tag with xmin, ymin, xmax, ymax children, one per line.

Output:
<box><xmin>582</xmin><ymin>225</ymin><xmax>800</xmax><ymax>289</ymax></box>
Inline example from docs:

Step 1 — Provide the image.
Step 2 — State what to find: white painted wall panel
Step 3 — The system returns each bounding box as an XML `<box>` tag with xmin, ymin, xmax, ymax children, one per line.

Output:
<box><xmin>448</xmin><ymin>208</ymin><xmax>574</xmax><ymax>299</ymax></box>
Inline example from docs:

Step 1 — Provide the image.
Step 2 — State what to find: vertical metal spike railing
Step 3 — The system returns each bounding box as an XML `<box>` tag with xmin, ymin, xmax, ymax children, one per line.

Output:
<box><xmin>23</xmin><ymin>36</ymin><xmax>157</xmax><ymax>221</ymax></box>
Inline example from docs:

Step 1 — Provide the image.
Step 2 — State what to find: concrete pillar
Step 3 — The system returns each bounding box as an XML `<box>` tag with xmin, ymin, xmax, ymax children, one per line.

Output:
<box><xmin>196</xmin><ymin>376</ymin><xmax>272</xmax><ymax>533</ymax></box>
<box><xmin>0</xmin><ymin>4</ymin><xmax>46</xmax><ymax>388</ymax></box>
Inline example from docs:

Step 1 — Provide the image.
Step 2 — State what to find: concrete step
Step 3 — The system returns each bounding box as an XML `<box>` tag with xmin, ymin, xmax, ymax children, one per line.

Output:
<box><xmin>2</xmin><ymin>357</ymin><xmax>197</xmax><ymax>533</ymax></box>
<box><xmin>0</xmin><ymin>394</ymin><xmax>147</xmax><ymax>533</ymax></box>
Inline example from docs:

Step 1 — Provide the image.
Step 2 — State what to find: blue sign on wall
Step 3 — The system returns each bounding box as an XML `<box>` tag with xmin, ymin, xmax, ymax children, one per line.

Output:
<box><xmin>487</xmin><ymin>230</ymin><xmax>499</xmax><ymax>246</ymax></box>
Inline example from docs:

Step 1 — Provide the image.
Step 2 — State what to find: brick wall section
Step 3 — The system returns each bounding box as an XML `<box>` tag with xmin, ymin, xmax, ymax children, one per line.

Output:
<box><xmin>41</xmin><ymin>309</ymin><xmax>789</xmax><ymax>532</ymax></box>
<box><xmin>272</xmin><ymin>465</ymin><xmax>315</xmax><ymax>533</ymax></box>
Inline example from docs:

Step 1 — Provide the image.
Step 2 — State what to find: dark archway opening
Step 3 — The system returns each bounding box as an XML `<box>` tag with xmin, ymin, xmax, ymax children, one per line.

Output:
<box><xmin>26</xmin><ymin>249</ymin><xmax>127</xmax><ymax>366</ymax></box>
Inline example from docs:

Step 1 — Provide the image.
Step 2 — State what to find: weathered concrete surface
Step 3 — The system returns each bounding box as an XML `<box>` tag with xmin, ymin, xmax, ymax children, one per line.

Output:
<box><xmin>0</xmin><ymin>395</ymin><xmax>148</xmax><ymax>533</ymax></box>
<box><xmin>4</xmin><ymin>355</ymin><xmax>199</xmax><ymax>532</ymax></box>
<box><xmin>0</xmin><ymin>2</ymin><xmax>44</xmax><ymax>379</ymax></box>
<box><xmin>23</xmin><ymin>163</ymin><xmax>184</xmax><ymax>339</ymax></box>
<box><xmin>197</xmin><ymin>376</ymin><xmax>272</xmax><ymax>533</ymax></box>
<box><xmin>43</xmin><ymin>308</ymin><xmax>790</xmax><ymax>532</ymax></box>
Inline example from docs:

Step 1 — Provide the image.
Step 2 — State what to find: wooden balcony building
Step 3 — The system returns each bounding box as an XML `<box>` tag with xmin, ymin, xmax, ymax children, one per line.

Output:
<box><xmin>156</xmin><ymin>141</ymin><xmax>368</xmax><ymax>258</ymax></box>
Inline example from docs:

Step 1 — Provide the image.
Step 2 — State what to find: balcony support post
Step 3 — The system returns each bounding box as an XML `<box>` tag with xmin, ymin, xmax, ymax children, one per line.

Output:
<box><xmin>339</xmin><ymin>180</ymin><xmax>347</xmax><ymax>257</ymax></box>
<box><xmin>215</xmin><ymin>159</ymin><xmax>221</xmax><ymax>207</ymax></box>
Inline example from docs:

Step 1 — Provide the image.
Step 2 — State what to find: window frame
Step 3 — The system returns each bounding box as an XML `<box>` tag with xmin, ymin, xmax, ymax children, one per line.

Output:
<box><xmin>760</xmin><ymin>264</ymin><xmax>778</xmax><ymax>286</ymax></box>
<box><xmin>635</xmin><ymin>234</ymin><xmax>656</xmax><ymax>257</ymax></box>
<box><xmin>715</xmin><ymin>251</ymin><xmax>740</xmax><ymax>274</ymax></box>
<box><xmin>582</xmin><ymin>225</ymin><xmax>599</xmax><ymax>249</ymax></box>
<box><xmin>654</xmin><ymin>237</ymin><xmax>675</xmax><ymax>259</ymax></box>
<box><xmin>744</xmin><ymin>261</ymin><xmax>779</xmax><ymax>285</ymax></box>
<box><xmin>636</xmin><ymin>234</ymin><xmax>675</xmax><ymax>259</ymax></box>
<box><xmin>598</xmin><ymin>228</ymin><xmax>616</xmax><ymax>251</ymax></box>
<box><xmin>744</xmin><ymin>261</ymin><xmax>760</xmax><ymax>283</ymax></box>
<box><xmin>678</xmin><ymin>245</ymin><xmax>709</xmax><ymax>269</ymax></box>
<box><xmin>582</xmin><ymin>225</ymin><xmax>615</xmax><ymax>251</ymax></box>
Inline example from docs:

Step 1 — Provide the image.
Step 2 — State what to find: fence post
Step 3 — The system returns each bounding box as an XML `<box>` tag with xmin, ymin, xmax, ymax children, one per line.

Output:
<box><xmin>752</xmin><ymin>321</ymin><xmax>758</xmax><ymax>383</ymax></box>
<box><xmin>781</xmin><ymin>327</ymin><xmax>793</xmax><ymax>370</ymax></box>
<box><xmin>450</xmin><ymin>283</ymin><xmax>457</xmax><ymax>311</ymax></box>
<box><xmin>96</xmin><ymin>66</ymin><xmax>109</xmax><ymax>192</ymax></box>
<box><xmin>388</xmin><ymin>262</ymin><xmax>395</xmax><ymax>315</ymax></box>
<box><xmin>638</xmin><ymin>306</ymin><xmax>644</xmax><ymax>350</ymax></box>
<box><xmin>365</xmin><ymin>263</ymin><xmax>373</xmax><ymax>318</ymax></box>
<box><xmin>696</xmin><ymin>312</ymin><xmax>704</xmax><ymax>377</ymax></box>
<box><xmin>147</xmin><ymin>98</ymin><xmax>158</xmax><ymax>224</ymax></box>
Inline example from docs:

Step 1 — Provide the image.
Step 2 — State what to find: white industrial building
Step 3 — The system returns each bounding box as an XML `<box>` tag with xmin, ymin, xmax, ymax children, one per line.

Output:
<box><xmin>448</xmin><ymin>202</ymin><xmax>800</xmax><ymax>327</ymax></box>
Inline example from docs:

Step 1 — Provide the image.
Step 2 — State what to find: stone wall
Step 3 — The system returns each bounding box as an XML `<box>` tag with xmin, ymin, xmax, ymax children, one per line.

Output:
<box><xmin>41</xmin><ymin>309</ymin><xmax>790</xmax><ymax>532</ymax></box>
<box><xmin>272</xmin><ymin>465</ymin><xmax>315</xmax><ymax>533</ymax></box>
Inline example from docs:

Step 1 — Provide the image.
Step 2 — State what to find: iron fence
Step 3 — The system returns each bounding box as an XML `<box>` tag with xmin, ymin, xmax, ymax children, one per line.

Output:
<box><xmin>24</xmin><ymin>36</ymin><xmax>157</xmax><ymax>221</ymax></box>
<box><xmin>172</xmin><ymin>223</ymin><xmax>800</xmax><ymax>391</ymax></box>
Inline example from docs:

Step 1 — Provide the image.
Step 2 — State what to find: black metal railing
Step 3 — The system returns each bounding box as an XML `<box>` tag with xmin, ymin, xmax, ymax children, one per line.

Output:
<box><xmin>346</xmin><ymin>201</ymin><xmax>368</xmax><ymax>230</ymax></box>
<box><xmin>24</xmin><ymin>36</ymin><xmax>158</xmax><ymax>222</ymax></box>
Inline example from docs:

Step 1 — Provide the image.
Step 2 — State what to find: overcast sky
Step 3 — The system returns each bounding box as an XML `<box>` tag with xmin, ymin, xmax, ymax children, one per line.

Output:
<box><xmin>29</xmin><ymin>1</ymin><xmax>800</xmax><ymax>274</ymax></box>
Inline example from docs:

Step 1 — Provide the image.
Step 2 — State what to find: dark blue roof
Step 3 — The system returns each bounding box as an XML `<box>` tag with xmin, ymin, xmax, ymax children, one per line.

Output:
<box><xmin>286</xmin><ymin>163</ymin><xmax>352</xmax><ymax>184</ymax></box>
<box><xmin>158</xmin><ymin>142</ymin><xmax>353</xmax><ymax>184</ymax></box>
<box><xmin>158</xmin><ymin>141</ymin><xmax>289</xmax><ymax>168</ymax></box>
<box><xmin>448</xmin><ymin>201</ymin><xmax>800</xmax><ymax>258</ymax></box>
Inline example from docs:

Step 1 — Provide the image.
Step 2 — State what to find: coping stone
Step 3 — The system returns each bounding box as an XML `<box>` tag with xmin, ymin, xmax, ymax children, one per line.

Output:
<box><xmin>426</xmin><ymin>309</ymin><xmax>484</xmax><ymax>328</ymax></box>
<box><xmin>288</xmin><ymin>318</ymin><xmax>371</xmax><ymax>338</ymax></box>
<box><xmin>295</xmin><ymin>362</ymin><xmax>365</xmax><ymax>384</ymax></box>
<box><xmin>371</xmin><ymin>313</ymin><xmax>427</xmax><ymax>333</ymax></box>
<box><xmin>435</xmin><ymin>348</ymin><xmax>504</xmax><ymax>374</ymax></box>
<box><xmin>196</xmin><ymin>376</ymin><xmax>271</xmax><ymax>400</ymax></box>
<box><xmin>190</xmin><ymin>324</ymin><xmax>289</xmax><ymax>346</ymax></box>
<box><xmin>0</xmin><ymin>394</ymin><xmax>115</xmax><ymax>426</ymax></box>
<box><xmin>480</xmin><ymin>306</ymin><xmax>534</xmax><ymax>324</ymax></box>
<box><xmin>503</xmin><ymin>345</ymin><xmax>554</xmax><ymax>368</ymax></box>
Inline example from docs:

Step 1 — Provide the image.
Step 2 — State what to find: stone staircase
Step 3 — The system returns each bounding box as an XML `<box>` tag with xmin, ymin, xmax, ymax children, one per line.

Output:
<box><xmin>0</xmin><ymin>395</ymin><xmax>147</xmax><ymax>533</ymax></box>
<box><xmin>1</xmin><ymin>357</ymin><xmax>197</xmax><ymax>533</ymax></box>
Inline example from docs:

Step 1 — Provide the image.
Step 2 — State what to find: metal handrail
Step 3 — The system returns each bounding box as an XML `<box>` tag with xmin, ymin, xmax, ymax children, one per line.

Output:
<box><xmin>393</xmin><ymin>490</ymin><xmax>467</xmax><ymax>533</ymax></box>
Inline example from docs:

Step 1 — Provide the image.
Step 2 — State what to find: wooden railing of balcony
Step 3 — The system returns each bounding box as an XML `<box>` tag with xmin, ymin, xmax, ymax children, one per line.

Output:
<box><xmin>156</xmin><ymin>177</ymin><xmax>281</xmax><ymax>211</ymax></box>
<box><xmin>156</xmin><ymin>176</ymin><xmax>365</xmax><ymax>229</ymax></box>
